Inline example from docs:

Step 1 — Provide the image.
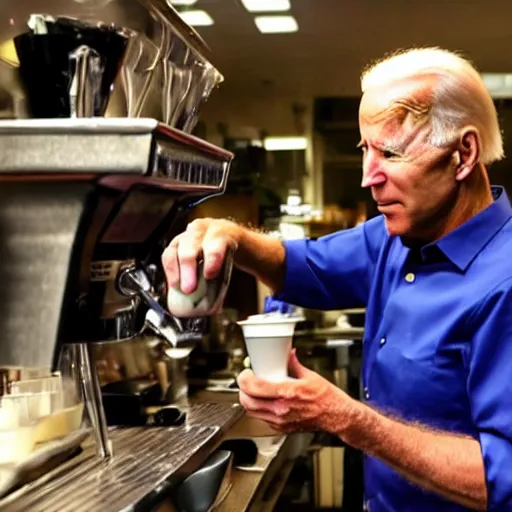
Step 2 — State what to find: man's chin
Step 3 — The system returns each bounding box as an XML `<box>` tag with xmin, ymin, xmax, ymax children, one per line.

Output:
<box><xmin>383</xmin><ymin>216</ymin><xmax>409</xmax><ymax>237</ymax></box>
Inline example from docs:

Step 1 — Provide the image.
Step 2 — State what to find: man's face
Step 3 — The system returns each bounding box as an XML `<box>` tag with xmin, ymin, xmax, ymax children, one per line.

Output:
<box><xmin>359</xmin><ymin>77</ymin><xmax>459</xmax><ymax>240</ymax></box>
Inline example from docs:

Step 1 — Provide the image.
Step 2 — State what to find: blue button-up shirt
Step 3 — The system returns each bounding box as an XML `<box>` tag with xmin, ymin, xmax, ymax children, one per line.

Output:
<box><xmin>278</xmin><ymin>187</ymin><xmax>512</xmax><ymax>511</ymax></box>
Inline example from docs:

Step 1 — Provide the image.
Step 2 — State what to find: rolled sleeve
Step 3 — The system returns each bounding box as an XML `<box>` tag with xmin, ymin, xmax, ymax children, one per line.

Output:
<box><xmin>275</xmin><ymin>216</ymin><xmax>388</xmax><ymax>310</ymax></box>
<box><xmin>468</xmin><ymin>278</ymin><xmax>512</xmax><ymax>510</ymax></box>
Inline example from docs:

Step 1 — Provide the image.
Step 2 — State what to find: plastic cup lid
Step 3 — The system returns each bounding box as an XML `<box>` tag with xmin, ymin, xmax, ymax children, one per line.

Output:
<box><xmin>237</xmin><ymin>314</ymin><xmax>305</xmax><ymax>326</ymax></box>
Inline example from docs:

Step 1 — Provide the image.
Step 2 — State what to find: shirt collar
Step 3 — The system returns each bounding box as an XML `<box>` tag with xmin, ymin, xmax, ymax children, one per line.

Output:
<box><xmin>428</xmin><ymin>186</ymin><xmax>512</xmax><ymax>271</ymax></box>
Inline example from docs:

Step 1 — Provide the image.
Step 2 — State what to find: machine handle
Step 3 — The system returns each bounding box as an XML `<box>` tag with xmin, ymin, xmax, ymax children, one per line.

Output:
<box><xmin>118</xmin><ymin>267</ymin><xmax>201</xmax><ymax>348</ymax></box>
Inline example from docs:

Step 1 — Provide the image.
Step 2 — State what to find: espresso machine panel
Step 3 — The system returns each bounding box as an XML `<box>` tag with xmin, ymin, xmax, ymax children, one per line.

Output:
<box><xmin>0</xmin><ymin>118</ymin><xmax>233</xmax><ymax>370</ymax></box>
<box><xmin>0</xmin><ymin>1</ymin><xmax>238</xmax><ymax>499</ymax></box>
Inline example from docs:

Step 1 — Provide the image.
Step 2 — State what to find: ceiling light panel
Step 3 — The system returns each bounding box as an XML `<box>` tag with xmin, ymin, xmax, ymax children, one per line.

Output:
<box><xmin>482</xmin><ymin>73</ymin><xmax>512</xmax><ymax>97</ymax></box>
<box><xmin>168</xmin><ymin>0</ymin><xmax>198</xmax><ymax>5</ymax></box>
<box><xmin>254</xmin><ymin>15</ymin><xmax>298</xmax><ymax>34</ymax></box>
<box><xmin>241</xmin><ymin>0</ymin><xmax>291</xmax><ymax>12</ymax></box>
<box><xmin>178</xmin><ymin>10</ymin><xmax>214</xmax><ymax>26</ymax></box>
<box><xmin>264</xmin><ymin>137</ymin><xmax>307</xmax><ymax>151</ymax></box>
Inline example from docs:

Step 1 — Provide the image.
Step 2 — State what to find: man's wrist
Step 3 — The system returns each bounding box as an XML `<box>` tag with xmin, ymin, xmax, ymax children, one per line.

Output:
<box><xmin>319</xmin><ymin>385</ymin><xmax>365</xmax><ymax>439</ymax></box>
<box><xmin>233</xmin><ymin>224</ymin><xmax>252</xmax><ymax>266</ymax></box>
<box><xmin>234</xmin><ymin>224</ymin><xmax>286</xmax><ymax>289</ymax></box>
<box><xmin>343</xmin><ymin>399</ymin><xmax>378</xmax><ymax>448</ymax></box>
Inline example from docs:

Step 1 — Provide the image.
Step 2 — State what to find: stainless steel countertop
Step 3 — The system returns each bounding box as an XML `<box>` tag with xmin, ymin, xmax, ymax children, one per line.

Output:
<box><xmin>0</xmin><ymin>403</ymin><xmax>243</xmax><ymax>512</ymax></box>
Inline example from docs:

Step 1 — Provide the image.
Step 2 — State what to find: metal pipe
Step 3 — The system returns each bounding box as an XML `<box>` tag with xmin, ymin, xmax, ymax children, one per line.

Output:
<box><xmin>78</xmin><ymin>343</ymin><xmax>113</xmax><ymax>459</ymax></box>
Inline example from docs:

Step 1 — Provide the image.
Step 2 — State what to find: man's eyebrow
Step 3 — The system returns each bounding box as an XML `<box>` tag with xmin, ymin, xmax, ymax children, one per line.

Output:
<box><xmin>357</xmin><ymin>139</ymin><xmax>404</xmax><ymax>153</ymax></box>
<box><xmin>380</xmin><ymin>140</ymin><xmax>403</xmax><ymax>153</ymax></box>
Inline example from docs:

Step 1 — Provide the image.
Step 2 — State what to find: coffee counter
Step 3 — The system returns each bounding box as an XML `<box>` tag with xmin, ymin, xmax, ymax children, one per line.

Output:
<box><xmin>0</xmin><ymin>392</ymin><xmax>310</xmax><ymax>512</ymax></box>
<box><xmin>0</xmin><ymin>327</ymin><xmax>359</xmax><ymax>512</ymax></box>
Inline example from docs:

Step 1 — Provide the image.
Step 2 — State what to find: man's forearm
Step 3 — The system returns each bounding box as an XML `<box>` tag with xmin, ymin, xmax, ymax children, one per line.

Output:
<box><xmin>337</xmin><ymin>397</ymin><xmax>487</xmax><ymax>510</ymax></box>
<box><xmin>234</xmin><ymin>227</ymin><xmax>286</xmax><ymax>293</ymax></box>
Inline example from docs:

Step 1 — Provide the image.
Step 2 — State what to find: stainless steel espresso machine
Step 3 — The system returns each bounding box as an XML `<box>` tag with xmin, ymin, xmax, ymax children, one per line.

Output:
<box><xmin>0</xmin><ymin>2</ymin><xmax>243</xmax><ymax>510</ymax></box>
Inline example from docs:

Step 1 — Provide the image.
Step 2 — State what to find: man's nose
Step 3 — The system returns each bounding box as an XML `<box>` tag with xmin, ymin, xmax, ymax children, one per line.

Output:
<box><xmin>361</xmin><ymin>158</ymin><xmax>387</xmax><ymax>188</ymax></box>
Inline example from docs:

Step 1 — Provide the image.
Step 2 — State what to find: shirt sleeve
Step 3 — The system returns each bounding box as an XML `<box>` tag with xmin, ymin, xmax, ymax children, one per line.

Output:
<box><xmin>467</xmin><ymin>277</ymin><xmax>512</xmax><ymax>510</ymax></box>
<box><xmin>275</xmin><ymin>216</ymin><xmax>387</xmax><ymax>310</ymax></box>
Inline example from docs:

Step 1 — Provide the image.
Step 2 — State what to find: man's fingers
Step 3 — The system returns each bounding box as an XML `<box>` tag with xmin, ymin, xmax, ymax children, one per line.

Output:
<box><xmin>202</xmin><ymin>227</ymin><xmax>238</xmax><ymax>280</ymax></box>
<box><xmin>239</xmin><ymin>390</ymin><xmax>290</xmax><ymax>416</ymax></box>
<box><xmin>239</xmin><ymin>406</ymin><xmax>287</xmax><ymax>427</ymax></box>
<box><xmin>202</xmin><ymin>239</ymin><xmax>228</xmax><ymax>280</ymax></box>
<box><xmin>239</xmin><ymin>393</ymin><xmax>311</xmax><ymax>434</ymax></box>
<box><xmin>175</xmin><ymin>227</ymin><xmax>207</xmax><ymax>293</ymax></box>
<box><xmin>176</xmin><ymin>253</ymin><xmax>199</xmax><ymax>294</ymax></box>
<box><xmin>162</xmin><ymin>229</ymin><xmax>203</xmax><ymax>294</ymax></box>
<box><xmin>162</xmin><ymin>236</ymin><xmax>182</xmax><ymax>289</ymax></box>
<box><xmin>162</xmin><ymin>218</ymin><xmax>239</xmax><ymax>298</ymax></box>
<box><xmin>239</xmin><ymin>408</ymin><xmax>301</xmax><ymax>434</ymax></box>
<box><xmin>288</xmin><ymin>349</ymin><xmax>309</xmax><ymax>379</ymax></box>
<box><xmin>237</xmin><ymin>369</ymin><xmax>289</xmax><ymax>399</ymax></box>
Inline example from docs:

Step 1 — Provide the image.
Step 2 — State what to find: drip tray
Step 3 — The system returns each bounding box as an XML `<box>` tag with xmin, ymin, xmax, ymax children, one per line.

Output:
<box><xmin>0</xmin><ymin>403</ymin><xmax>243</xmax><ymax>512</ymax></box>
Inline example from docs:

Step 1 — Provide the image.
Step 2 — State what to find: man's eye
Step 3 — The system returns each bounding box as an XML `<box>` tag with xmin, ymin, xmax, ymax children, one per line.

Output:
<box><xmin>383</xmin><ymin>150</ymin><xmax>397</xmax><ymax>159</ymax></box>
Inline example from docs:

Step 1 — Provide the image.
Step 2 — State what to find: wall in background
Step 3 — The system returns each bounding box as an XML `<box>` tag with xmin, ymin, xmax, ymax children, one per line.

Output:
<box><xmin>200</xmin><ymin>89</ymin><xmax>312</xmax><ymax>142</ymax></box>
<box><xmin>491</xmin><ymin>100</ymin><xmax>512</xmax><ymax>194</ymax></box>
<box><xmin>199</xmin><ymin>88</ymin><xmax>320</xmax><ymax>206</ymax></box>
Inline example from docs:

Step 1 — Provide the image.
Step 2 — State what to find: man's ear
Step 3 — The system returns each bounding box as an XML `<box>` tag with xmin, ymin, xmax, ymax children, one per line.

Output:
<box><xmin>454</xmin><ymin>127</ymin><xmax>481</xmax><ymax>182</ymax></box>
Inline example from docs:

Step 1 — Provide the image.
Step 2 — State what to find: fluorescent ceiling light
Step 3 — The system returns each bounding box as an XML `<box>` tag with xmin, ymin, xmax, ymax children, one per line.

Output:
<box><xmin>254</xmin><ymin>15</ymin><xmax>298</xmax><ymax>34</ymax></box>
<box><xmin>241</xmin><ymin>0</ymin><xmax>291</xmax><ymax>13</ymax></box>
<box><xmin>482</xmin><ymin>73</ymin><xmax>512</xmax><ymax>98</ymax></box>
<box><xmin>178</xmin><ymin>10</ymin><xmax>214</xmax><ymax>26</ymax></box>
<box><xmin>264</xmin><ymin>137</ymin><xmax>307</xmax><ymax>151</ymax></box>
<box><xmin>168</xmin><ymin>0</ymin><xmax>198</xmax><ymax>5</ymax></box>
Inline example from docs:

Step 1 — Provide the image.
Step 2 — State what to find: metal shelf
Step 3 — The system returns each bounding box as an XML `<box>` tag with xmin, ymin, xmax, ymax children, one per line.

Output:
<box><xmin>0</xmin><ymin>118</ymin><xmax>234</xmax><ymax>194</ymax></box>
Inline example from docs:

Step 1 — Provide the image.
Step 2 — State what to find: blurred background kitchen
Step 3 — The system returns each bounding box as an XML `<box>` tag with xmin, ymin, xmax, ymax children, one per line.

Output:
<box><xmin>177</xmin><ymin>0</ymin><xmax>512</xmax><ymax>233</ymax></box>
<box><xmin>0</xmin><ymin>1</ymin><xmax>510</xmax><ymax>511</ymax></box>
<box><xmin>170</xmin><ymin>0</ymin><xmax>512</xmax><ymax>510</ymax></box>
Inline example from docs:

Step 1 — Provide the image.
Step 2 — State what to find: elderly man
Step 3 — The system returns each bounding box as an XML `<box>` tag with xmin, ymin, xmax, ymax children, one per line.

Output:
<box><xmin>163</xmin><ymin>48</ymin><xmax>512</xmax><ymax>511</ymax></box>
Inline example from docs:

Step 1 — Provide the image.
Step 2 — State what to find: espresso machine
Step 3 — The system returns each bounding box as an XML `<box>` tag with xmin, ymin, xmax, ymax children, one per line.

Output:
<box><xmin>0</xmin><ymin>1</ymin><xmax>243</xmax><ymax>509</ymax></box>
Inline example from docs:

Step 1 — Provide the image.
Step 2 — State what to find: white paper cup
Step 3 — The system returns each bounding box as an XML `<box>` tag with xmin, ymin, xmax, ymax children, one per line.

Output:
<box><xmin>237</xmin><ymin>315</ymin><xmax>304</xmax><ymax>382</ymax></box>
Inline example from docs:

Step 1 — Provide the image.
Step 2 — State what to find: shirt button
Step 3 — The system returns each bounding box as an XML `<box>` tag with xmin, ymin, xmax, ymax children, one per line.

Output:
<box><xmin>380</xmin><ymin>337</ymin><xmax>386</xmax><ymax>346</ymax></box>
<box><xmin>405</xmin><ymin>272</ymin><xmax>416</xmax><ymax>283</ymax></box>
<box><xmin>364</xmin><ymin>387</ymin><xmax>370</xmax><ymax>400</ymax></box>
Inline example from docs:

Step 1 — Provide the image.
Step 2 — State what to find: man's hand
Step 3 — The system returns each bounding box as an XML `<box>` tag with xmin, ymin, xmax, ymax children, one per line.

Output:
<box><xmin>237</xmin><ymin>349</ymin><xmax>353</xmax><ymax>433</ymax></box>
<box><xmin>162</xmin><ymin>218</ymin><xmax>240</xmax><ymax>294</ymax></box>
<box><xmin>162</xmin><ymin>218</ymin><xmax>287</xmax><ymax>297</ymax></box>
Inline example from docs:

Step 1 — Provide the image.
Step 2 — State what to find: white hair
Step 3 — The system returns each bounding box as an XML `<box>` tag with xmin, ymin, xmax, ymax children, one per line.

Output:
<box><xmin>361</xmin><ymin>48</ymin><xmax>504</xmax><ymax>164</ymax></box>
